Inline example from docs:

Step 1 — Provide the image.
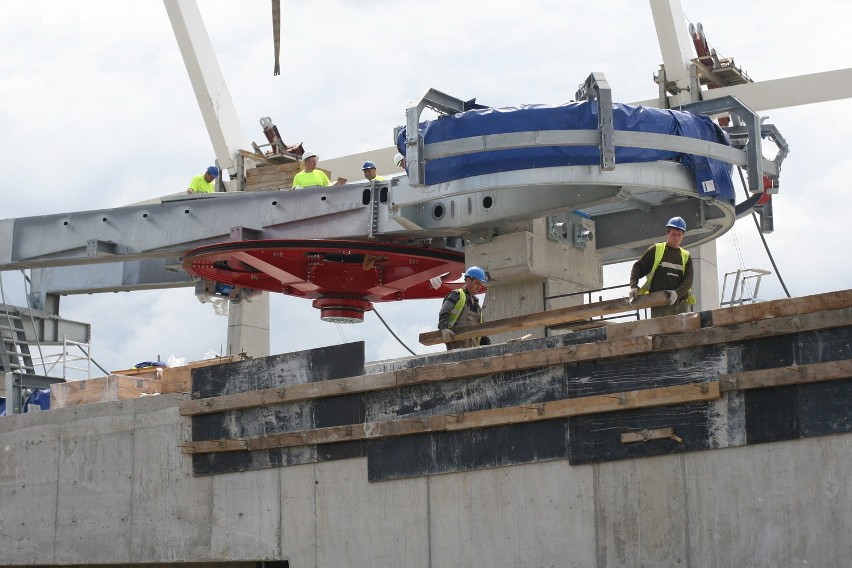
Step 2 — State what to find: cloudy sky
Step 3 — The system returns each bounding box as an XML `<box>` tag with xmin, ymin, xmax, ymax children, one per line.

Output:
<box><xmin>1</xmin><ymin>0</ymin><xmax>850</xmax><ymax>376</ymax></box>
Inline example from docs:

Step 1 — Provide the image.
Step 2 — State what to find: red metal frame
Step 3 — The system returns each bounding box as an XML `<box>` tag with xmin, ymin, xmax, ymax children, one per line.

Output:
<box><xmin>183</xmin><ymin>239</ymin><xmax>465</xmax><ymax>322</ymax></box>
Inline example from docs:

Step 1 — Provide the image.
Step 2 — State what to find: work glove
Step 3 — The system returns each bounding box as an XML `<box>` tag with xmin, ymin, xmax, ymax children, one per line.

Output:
<box><xmin>441</xmin><ymin>328</ymin><xmax>456</xmax><ymax>342</ymax></box>
<box><xmin>628</xmin><ymin>287</ymin><xmax>638</xmax><ymax>303</ymax></box>
<box><xmin>665</xmin><ymin>290</ymin><xmax>678</xmax><ymax>305</ymax></box>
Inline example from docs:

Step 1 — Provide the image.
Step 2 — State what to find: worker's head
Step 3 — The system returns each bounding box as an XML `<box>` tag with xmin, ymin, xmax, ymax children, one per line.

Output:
<box><xmin>204</xmin><ymin>165</ymin><xmax>219</xmax><ymax>182</ymax></box>
<box><xmin>394</xmin><ymin>153</ymin><xmax>406</xmax><ymax>169</ymax></box>
<box><xmin>463</xmin><ymin>266</ymin><xmax>488</xmax><ymax>293</ymax></box>
<box><xmin>665</xmin><ymin>216</ymin><xmax>686</xmax><ymax>247</ymax></box>
<box><xmin>362</xmin><ymin>161</ymin><xmax>378</xmax><ymax>180</ymax></box>
<box><xmin>302</xmin><ymin>152</ymin><xmax>318</xmax><ymax>171</ymax></box>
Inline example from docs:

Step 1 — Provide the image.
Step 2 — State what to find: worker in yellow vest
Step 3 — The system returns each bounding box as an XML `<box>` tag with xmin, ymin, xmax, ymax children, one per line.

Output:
<box><xmin>437</xmin><ymin>266</ymin><xmax>491</xmax><ymax>350</ymax></box>
<box><xmin>361</xmin><ymin>161</ymin><xmax>385</xmax><ymax>182</ymax></box>
<box><xmin>186</xmin><ymin>165</ymin><xmax>219</xmax><ymax>194</ymax></box>
<box><xmin>292</xmin><ymin>152</ymin><xmax>330</xmax><ymax>189</ymax></box>
<box><xmin>628</xmin><ymin>216</ymin><xmax>695</xmax><ymax>317</ymax></box>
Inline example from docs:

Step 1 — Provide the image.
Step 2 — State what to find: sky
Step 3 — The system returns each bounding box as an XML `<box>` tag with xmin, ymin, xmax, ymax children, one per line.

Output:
<box><xmin>1</xmin><ymin>0</ymin><xmax>850</xmax><ymax>377</ymax></box>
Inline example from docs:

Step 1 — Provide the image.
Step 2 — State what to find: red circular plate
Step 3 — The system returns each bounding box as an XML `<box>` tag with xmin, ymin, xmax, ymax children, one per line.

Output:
<box><xmin>183</xmin><ymin>239</ymin><xmax>465</xmax><ymax>322</ymax></box>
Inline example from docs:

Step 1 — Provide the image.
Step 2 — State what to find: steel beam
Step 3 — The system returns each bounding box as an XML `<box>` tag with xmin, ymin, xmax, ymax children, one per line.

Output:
<box><xmin>0</xmin><ymin>188</ymin><xmax>374</xmax><ymax>270</ymax></box>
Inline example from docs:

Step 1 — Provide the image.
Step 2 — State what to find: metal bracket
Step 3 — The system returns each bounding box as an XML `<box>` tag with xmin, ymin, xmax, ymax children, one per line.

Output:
<box><xmin>230</xmin><ymin>226</ymin><xmax>263</xmax><ymax>241</ymax></box>
<box><xmin>404</xmin><ymin>88</ymin><xmax>468</xmax><ymax>187</ymax></box>
<box><xmin>576</xmin><ymin>72</ymin><xmax>615</xmax><ymax>171</ymax></box>
<box><xmin>463</xmin><ymin>229</ymin><xmax>497</xmax><ymax>246</ymax></box>
<box><xmin>86</xmin><ymin>240</ymin><xmax>121</xmax><ymax>258</ymax></box>
<box><xmin>4</xmin><ymin>372</ymin><xmax>66</xmax><ymax>415</ymax></box>
<box><xmin>680</xmin><ymin>95</ymin><xmax>766</xmax><ymax>193</ymax></box>
<box><xmin>547</xmin><ymin>215</ymin><xmax>594</xmax><ymax>249</ymax></box>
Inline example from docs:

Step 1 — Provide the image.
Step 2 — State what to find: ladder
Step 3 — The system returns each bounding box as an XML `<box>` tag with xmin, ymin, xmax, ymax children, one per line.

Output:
<box><xmin>1</xmin><ymin>304</ymin><xmax>68</xmax><ymax>415</ymax></box>
<box><xmin>0</xmin><ymin>305</ymin><xmax>35</xmax><ymax>376</ymax></box>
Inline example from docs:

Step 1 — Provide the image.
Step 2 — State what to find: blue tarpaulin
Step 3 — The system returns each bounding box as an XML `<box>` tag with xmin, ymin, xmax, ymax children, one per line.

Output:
<box><xmin>0</xmin><ymin>389</ymin><xmax>51</xmax><ymax>416</ymax></box>
<box><xmin>397</xmin><ymin>100</ymin><xmax>734</xmax><ymax>201</ymax></box>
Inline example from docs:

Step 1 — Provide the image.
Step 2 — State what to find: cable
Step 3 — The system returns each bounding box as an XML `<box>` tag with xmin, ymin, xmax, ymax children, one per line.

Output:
<box><xmin>371</xmin><ymin>306</ymin><xmax>418</xmax><ymax>356</ymax></box>
<box><xmin>334</xmin><ymin>323</ymin><xmax>348</xmax><ymax>343</ymax></box>
<box><xmin>737</xmin><ymin>168</ymin><xmax>792</xmax><ymax>298</ymax></box>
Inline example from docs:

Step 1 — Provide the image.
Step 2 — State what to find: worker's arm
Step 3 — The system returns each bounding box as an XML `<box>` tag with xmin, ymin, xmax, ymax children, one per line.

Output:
<box><xmin>674</xmin><ymin>256</ymin><xmax>694</xmax><ymax>300</ymax></box>
<box><xmin>629</xmin><ymin>246</ymin><xmax>656</xmax><ymax>288</ymax></box>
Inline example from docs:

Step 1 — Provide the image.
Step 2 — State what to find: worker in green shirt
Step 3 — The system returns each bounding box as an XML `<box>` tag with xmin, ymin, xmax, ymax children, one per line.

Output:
<box><xmin>186</xmin><ymin>166</ymin><xmax>219</xmax><ymax>194</ymax></box>
<box><xmin>292</xmin><ymin>152</ymin><xmax>330</xmax><ymax>189</ymax></box>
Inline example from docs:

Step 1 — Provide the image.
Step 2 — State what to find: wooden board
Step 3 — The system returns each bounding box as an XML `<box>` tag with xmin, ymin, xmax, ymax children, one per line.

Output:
<box><xmin>50</xmin><ymin>375</ymin><xmax>162</xmax><ymax>408</ymax></box>
<box><xmin>108</xmin><ymin>366</ymin><xmax>163</xmax><ymax>380</ymax></box>
<box><xmin>181</xmin><ymin>293</ymin><xmax>852</xmax><ymax>481</ymax></box>
<box><xmin>190</xmin><ymin>342</ymin><xmax>366</xmax><ymax>476</ymax></box>
<box><xmin>180</xmin><ymin>308</ymin><xmax>849</xmax><ymax>417</ymax></box>
<box><xmin>160</xmin><ymin>355</ymin><xmax>241</xmax><ymax>394</ymax></box>
<box><xmin>419</xmin><ymin>291</ymin><xmax>670</xmax><ymax>345</ymax></box>
<box><xmin>181</xmin><ymin>382</ymin><xmax>721</xmax><ymax>454</ymax></box>
<box><xmin>709</xmin><ymin>289</ymin><xmax>852</xmax><ymax>326</ymax></box>
<box><xmin>741</xmin><ymin>326</ymin><xmax>852</xmax><ymax>444</ymax></box>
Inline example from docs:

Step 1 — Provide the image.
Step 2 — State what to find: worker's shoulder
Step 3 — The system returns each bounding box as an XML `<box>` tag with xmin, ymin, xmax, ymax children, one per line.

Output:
<box><xmin>443</xmin><ymin>288</ymin><xmax>462</xmax><ymax>302</ymax></box>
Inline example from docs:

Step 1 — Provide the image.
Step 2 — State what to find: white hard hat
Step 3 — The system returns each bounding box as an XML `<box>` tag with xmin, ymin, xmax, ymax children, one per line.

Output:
<box><xmin>302</xmin><ymin>152</ymin><xmax>317</xmax><ymax>161</ymax></box>
<box><xmin>394</xmin><ymin>153</ymin><xmax>404</xmax><ymax>167</ymax></box>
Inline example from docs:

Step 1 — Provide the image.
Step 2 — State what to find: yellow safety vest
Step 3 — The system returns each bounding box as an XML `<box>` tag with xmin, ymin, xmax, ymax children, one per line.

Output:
<box><xmin>447</xmin><ymin>289</ymin><xmax>485</xmax><ymax>344</ymax></box>
<box><xmin>638</xmin><ymin>243</ymin><xmax>696</xmax><ymax>305</ymax></box>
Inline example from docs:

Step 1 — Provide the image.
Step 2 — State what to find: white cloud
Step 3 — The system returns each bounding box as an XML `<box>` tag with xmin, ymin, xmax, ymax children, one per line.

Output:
<box><xmin>1</xmin><ymin>0</ymin><xmax>850</xmax><ymax>377</ymax></box>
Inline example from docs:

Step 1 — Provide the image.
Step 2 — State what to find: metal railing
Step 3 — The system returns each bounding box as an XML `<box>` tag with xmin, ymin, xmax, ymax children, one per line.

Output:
<box><xmin>543</xmin><ymin>283</ymin><xmax>642</xmax><ymax>335</ymax></box>
<box><xmin>720</xmin><ymin>268</ymin><xmax>771</xmax><ymax>307</ymax></box>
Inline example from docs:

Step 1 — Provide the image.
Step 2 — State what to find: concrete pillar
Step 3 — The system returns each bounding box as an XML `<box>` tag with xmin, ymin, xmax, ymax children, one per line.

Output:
<box><xmin>690</xmin><ymin>241</ymin><xmax>720</xmax><ymax>311</ymax></box>
<box><xmin>465</xmin><ymin>215</ymin><xmax>602</xmax><ymax>344</ymax></box>
<box><xmin>226</xmin><ymin>292</ymin><xmax>270</xmax><ymax>357</ymax></box>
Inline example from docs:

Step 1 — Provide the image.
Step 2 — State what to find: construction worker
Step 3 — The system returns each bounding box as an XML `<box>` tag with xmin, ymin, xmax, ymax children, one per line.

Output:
<box><xmin>362</xmin><ymin>161</ymin><xmax>385</xmax><ymax>182</ymax></box>
<box><xmin>186</xmin><ymin>165</ymin><xmax>219</xmax><ymax>194</ymax></box>
<box><xmin>292</xmin><ymin>152</ymin><xmax>330</xmax><ymax>189</ymax></box>
<box><xmin>628</xmin><ymin>216</ymin><xmax>695</xmax><ymax>317</ymax></box>
<box><xmin>437</xmin><ymin>266</ymin><xmax>491</xmax><ymax>350</ymax></box>
<box><xmin>394</xmin><ymin>152</ymin><xmax>406</xmax><ymax>170</ymax></box>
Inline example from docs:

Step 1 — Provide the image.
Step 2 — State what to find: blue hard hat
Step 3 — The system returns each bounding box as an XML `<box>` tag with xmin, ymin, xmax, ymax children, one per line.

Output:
<box><xmin>206</xmin><ymin>165</ymin><xmax>220</xmax><ymax>177</ymax></box>
<box><xmin>464</xmin><ymin>266</ymin><xmax>488</xmax><ymax>284</ymax></box>
<box><xmin>362</xmin><ymin>161</ymin><xmax>376</xmax><ymax>170</ymax></box>
<box><xmin>666</xmin><ymin>216</ymin><xmax>686</xmax><ymax>231</ymax></box>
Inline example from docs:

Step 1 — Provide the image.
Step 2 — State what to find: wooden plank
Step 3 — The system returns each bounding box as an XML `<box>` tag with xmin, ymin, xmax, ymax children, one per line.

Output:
<box><xmin>719</xmin><ymin>359</ymin><xmax>852</xmax><ymax>392</ymax></box>
<box><xmin>655</xmin><ymin>307</ymin><xmax>852</xmax><ymax>351</ymax></box>
<box><xmin>419</xmin><ymin>291</ymin><xmax>670</xmax><ymax>345</ymax></box>
<box><xmin>421</xmin><ymin>288</ymin><xmax>852</xmax><ymax>346</ymax></box>
<box><xmin>50</xmin><ymin>375</ymin><xmax>161</xmax><ymax>408</ymax></box>
<box><xmin>180</xmin><ymin>308</ymin><xmax>850</xmax><ymax>417</ymax></box>
<box><xmin>244</xmin><ymin>161</ymin><xmax>302</xmax><ymax>177</ymax></box>
<box><xmin>160</xmin><ymin>355</ymin><xmax>241</xmax><ymax>394</ymax></box>
<box><xmin>605</xmin><ymin>312</ymin><xmax>701</xmax><ymax>340</ymax></box>
<box><xmin>108</xmin><ymin>366</ymin><xmax>163</xmax><ymax>379</ymax></box>
<box><xmin>178</xmin><ymin>335</ymin><xmax>656</xmax><ymax>416</ymax></box>
<box><xmin>180</xmin><ymin>381</ymin><xmax>721</xmax><ymax>454</ymax></box>
<box><xmin>709</xmin><ymin>289</ymin><xmax>852</xmax><ymax>326</ymax></box>
<box><xmin>620</xmin><ymin>427</ymin><xmax>677</xmax><ymax>444</ymax></box>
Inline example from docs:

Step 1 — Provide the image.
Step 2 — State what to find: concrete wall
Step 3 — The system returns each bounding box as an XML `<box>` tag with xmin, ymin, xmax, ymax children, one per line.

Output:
<box><xmin>1</xmin><ymin>394</ymin><xmax>850</xmax><ymax>567</ymax></box>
